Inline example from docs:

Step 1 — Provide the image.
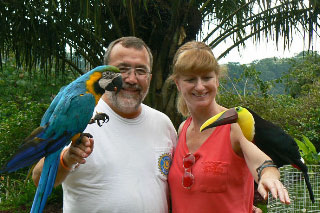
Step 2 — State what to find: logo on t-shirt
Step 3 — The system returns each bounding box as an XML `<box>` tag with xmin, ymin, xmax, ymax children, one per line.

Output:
<box><xmin>158</xmin><ymin>153</ymin><xmax>172</xmax><ymax>176</ymax></box>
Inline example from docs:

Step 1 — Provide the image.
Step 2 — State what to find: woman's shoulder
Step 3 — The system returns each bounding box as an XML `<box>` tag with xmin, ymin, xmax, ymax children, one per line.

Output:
<box><xmin>178</xmin><ymin>117</ymin><xmax>193</xmax><ymax>135</ymax></box>
<box><xmin>177</xmin><ymin>120</ymin><xmax>186</xmax><ymax>135</ymax></box>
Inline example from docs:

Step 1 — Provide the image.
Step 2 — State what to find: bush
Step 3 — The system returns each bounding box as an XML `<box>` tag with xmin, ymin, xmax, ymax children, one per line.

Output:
<box><xmin>218</xmin><ymin>60</ymin><xmax>320</xmax><ymax>153</ymax></box>
<box><xmin>0</xmin><ymin>61</ymin><xmax>74</xmax><ymax>211</ymax></box>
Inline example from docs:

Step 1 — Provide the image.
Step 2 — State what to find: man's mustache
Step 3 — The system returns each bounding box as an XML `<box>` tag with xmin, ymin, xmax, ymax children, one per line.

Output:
<box><xmin>121</xmin><ymin>83</ymin><xmax>142</xmax><ymax>91</ymax></box>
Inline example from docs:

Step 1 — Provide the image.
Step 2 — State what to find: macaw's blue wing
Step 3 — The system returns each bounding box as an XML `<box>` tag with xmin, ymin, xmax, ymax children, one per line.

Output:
<box><xmin>45</xmin><ymin>92</ymin><xmax>97</xmax><ymax>139</ymax></box>
<box><xmin>29</xmin><ymin>93</ymin><xmax>97</xmax><ymax>213</ymax></box>
<box><xmin>40</xmin><ymin>86</ymin><xmax>66</xmax><ymax>126</ymax></box>
<box><xmin>0</xmin><ymin>65</ymin><xmax>121</xmax><ymax>213</ymax></box>
<box><xmin>0</xmin><ymin>65</ymin><xmax>120</xmax><ymax>174</ymax></box>
<box><xmin>0</xmin><ymin>93</ymin><xmax>96</xmax><ymax>174</ymax></box>
<box><xmin>0</xmin><ymin>132</ymin><xmax>70</xmax><ymax>173</ymax></box>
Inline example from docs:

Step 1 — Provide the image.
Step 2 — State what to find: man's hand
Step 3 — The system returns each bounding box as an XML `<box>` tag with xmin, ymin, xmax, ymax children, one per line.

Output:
<box><xmin>62</xmin><ymin>136</ymin><xmax>94</xmax><ymax>169</ymax></box>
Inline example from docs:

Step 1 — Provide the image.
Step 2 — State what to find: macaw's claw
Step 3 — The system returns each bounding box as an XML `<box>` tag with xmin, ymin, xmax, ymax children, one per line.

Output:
<box><xmin>89</xmin><ymin>112</ymin><xmax>109</xmax><ymax>127</ymax></box>
<box><xmin>75</xmin><ymin>133</ymin><xmax>93</xmax><ymax>145</ymax></box>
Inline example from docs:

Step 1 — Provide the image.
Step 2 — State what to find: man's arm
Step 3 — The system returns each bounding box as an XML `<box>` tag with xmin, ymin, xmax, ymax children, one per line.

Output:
<box><xmin>32</xmin><ymin>137</ymin><xmax>94</xmax><ymax>187</ymax></box>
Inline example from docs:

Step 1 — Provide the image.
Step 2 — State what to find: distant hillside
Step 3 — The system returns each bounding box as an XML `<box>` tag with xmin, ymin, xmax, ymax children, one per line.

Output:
<box><xmin>221</xmin><ymin>51</ymin><xmax>317</xmax><ymax>95</ymax></box>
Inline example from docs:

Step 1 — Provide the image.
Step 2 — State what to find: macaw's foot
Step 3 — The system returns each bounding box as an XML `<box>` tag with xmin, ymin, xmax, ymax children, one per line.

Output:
<box><xmin>75</xmin><ymin>133</ymin><xmax>93</xmax><ymax>145</ymax></box>
<box><xmin>89</xmin><ymin>112</ymin><xmax>109</xmax><ymax>127</ymax></box>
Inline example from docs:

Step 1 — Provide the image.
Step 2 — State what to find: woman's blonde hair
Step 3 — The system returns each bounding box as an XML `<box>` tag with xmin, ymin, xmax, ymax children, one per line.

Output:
<box><xmin>169</xmin><ymin>41</ymin><xmax>223</xmax><ymax>117</ymax></box>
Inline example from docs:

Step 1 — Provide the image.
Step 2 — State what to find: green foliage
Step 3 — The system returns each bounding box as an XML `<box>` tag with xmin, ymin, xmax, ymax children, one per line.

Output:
<box><xmin>256</xmin><ymin>203</ymin><xmax>267</xmax><ymax>213</ymax></box>
<box><xmin>0</xmin><ymin>61</ymin><xmax>74</xmax><ymax>166</ymax></box>
<box><xmin>0</xmin><ymin>60</ymin><xmax>73</xmax><ymax>211</ymax></box>
<box><xmin>224</xmin><ymin>53</ymin><xmax>320</xmax><ymax>97</ymax></box>
<box><xmin>219</xmin><ymin>56</ymin><xmax>320</xmax><ymax>210</ymax></box>
<box><xmin>0</xmin><ymin>175</ymin><xmax>36</xmax><ymax>212</ymax></box>
<box><xmin>0</xmin><ymin>175</ymin><xmax>62</xmax><ymax>212</ymax></box>
<box><xmin>1</xmin><ymin>0</ymin><xmax>319</xmax><ymax>114</ymax></box>
<box><xmin>224</xmin><ymin>56</ymin><xmax>291</xmax><ymax>96</ymax></box>
<box><xmin>219</xmin><ymin>54</ymin><xmax>320</xmax><ymax>153</ymax></box>
<box><xmin>0</xmin><ymin>99</ymin><xmax>48</xmax><ymax>168</ymax></box>
<box><xmin>242</xmin><ymin>65</ymin><xmax>274</xmax><ymax>98</ymax></box>
<box><xmin>218</xmin><ymin>89</ymin><xmax>320</xmax><ymax>152</ymax></box>
<box><xmin>283</xmin><ymin>52</ymin><xmax>320</xmax><ymax>97</ymax></box>
<box><xmin>295</xmin><ymin>136</ymin><xmax>320</xmax><ymax>165</ymax></box>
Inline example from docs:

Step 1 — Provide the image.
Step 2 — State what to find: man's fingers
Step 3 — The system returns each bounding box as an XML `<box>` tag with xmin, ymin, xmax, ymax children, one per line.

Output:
<box><xmin>88</xmin><ymin>138</ymin><xmax>94</xmax><ymax>149</ymax></box>
<box><xmin>63</xmin><ymin>136</ymin><xmax>94</xmax><ymax>168</ymax></box>
<box><xmin>69</xmin><ymin>145</ymin><xmax>88</xmax><ymax>158</ymax></box>
<box><xmin>67</xmin><ymin>137</ymin><xmax>94</xmax><ymax>164</ymax></box>
<box><xmin>69</xmin><ymin>153</ymin><xmax>86</xmax><ymax>164</ymax></box>
<box><xmin>84</xmin><ymin>138</ymin><xmax>94</xmax><ymax>153</ymax></box>
<box><xmin>71</xmin><ymin>136</ymin><xmax>93</xmax><ymax>150</ymax></box>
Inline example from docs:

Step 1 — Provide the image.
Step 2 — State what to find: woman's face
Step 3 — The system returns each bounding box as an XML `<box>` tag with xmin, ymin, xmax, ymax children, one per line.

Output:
<box><xmin>175</xmin><ymin>71</ymin><xmax>219</xmax><ymax>112</ymax></box>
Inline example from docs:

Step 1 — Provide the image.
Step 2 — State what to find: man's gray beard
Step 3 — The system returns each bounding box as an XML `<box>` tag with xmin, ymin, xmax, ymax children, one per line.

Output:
<box><xmin>106</xmin><ymin>88</ymin><xmax>148</xmax><ymax>114</ymax></box>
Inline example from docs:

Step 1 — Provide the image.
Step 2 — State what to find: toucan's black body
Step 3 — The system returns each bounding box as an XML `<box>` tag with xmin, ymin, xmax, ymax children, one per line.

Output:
<box><xmin>201</xmin><ymin>107</ymin><xmax>315</xmax><ymax>203</ymax></box>
<box><xmin>247</xmin><ymin>109</ymin><xmax>302</xmax><ymax>167</ymax></box>
<box><xmin>247</xmin><ymin>108</ymin><xmax>314</xmax><ymax>203</ymax></box>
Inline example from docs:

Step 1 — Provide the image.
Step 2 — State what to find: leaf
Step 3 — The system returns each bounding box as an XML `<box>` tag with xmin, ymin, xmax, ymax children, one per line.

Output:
<box><xmin>302</xmin><ymin>135</ymin><xmax>317</xmax><ymax>154</ymax></box>
<box><xmin>294</xmin><ymin>138</ymin><xmax>309</xmax><ymax>156</ymax></box>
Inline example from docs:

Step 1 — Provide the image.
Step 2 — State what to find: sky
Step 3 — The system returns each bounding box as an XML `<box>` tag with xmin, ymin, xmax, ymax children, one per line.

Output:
<box><xmin>213</xmin><ymin>32</ymin><xmax>319</xmax><ymax>65</ymax></box>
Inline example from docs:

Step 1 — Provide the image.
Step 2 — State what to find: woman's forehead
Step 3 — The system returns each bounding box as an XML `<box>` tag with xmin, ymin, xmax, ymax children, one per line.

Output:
<box><xmin>179</xmin><ymin>70</ymin><xmax>216</xmax><ymax>77</ymax></box>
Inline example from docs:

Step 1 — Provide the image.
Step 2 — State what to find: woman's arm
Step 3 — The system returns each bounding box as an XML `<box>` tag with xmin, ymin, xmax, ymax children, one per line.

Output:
<box><xmin>230</xmin><ymin>123</ymin><xmax>290</xmax><ymax>204</ymax></box>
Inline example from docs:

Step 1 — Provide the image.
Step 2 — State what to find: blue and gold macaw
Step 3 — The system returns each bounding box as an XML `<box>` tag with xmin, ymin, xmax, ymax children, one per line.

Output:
<box><xmin>200</xmin><ymin>106</ymin><xmax>315</xmax><ymax>203</ymax></box>
<box><xmin>0</xmin><ymin>65</ymin><xmax>122</xmax><ymax>213</ymax></box>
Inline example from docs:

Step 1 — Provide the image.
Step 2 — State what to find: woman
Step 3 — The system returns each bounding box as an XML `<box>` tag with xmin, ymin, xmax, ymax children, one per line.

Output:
<box><xmin>168</xmin><ymin>41</ymin><xmax>290</xmax><ymax>213</ymax></box>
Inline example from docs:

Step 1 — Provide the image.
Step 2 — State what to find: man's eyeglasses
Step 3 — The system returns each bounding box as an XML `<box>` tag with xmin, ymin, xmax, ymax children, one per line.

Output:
<box><xmin>182</xmin><ymin>153</ymin><xmax>197</xmax><ymax>189</ymax></box>
<box><xmin>118</xmin><ymin>66</ymin><xmax>150</xmax><ymax>78</ymax></box>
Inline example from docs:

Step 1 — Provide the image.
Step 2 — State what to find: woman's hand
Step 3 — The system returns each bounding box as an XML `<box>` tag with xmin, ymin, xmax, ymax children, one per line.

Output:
<box><xmin>257</xmin><ymin>168</ymin><xmax>290</xmax><ymax>204</ymax></box>
<box><xmin>252</xmin><ymin>205</ymin><xmax>262</xmax><ymax>213</ymax></box>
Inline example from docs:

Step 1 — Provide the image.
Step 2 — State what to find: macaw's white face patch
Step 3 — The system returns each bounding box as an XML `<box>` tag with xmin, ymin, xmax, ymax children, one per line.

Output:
<box><xmin>158</xmin><ymin>153</ymin><xmax>172</xmax><ymax>176</ymax></box>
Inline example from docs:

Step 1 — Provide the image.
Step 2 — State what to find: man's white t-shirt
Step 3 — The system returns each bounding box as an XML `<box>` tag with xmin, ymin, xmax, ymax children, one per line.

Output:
<box><xmin>62</xmin><ymin>99</ymin><xmax>177</xmax><ymax>213</ymax></box>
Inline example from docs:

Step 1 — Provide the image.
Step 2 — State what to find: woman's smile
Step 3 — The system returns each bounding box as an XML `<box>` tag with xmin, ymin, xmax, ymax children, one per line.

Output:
<box><xmin>192</xmin><ymin>92</ymin><xmax>208</xmax><ymax>98</ymax></box>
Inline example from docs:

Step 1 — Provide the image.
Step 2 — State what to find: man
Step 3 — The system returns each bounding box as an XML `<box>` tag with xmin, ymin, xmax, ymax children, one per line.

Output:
<box><xmin>33</xmin><ymin>37</ymin><xmax>177</xmax><ymax>212</ymax></box>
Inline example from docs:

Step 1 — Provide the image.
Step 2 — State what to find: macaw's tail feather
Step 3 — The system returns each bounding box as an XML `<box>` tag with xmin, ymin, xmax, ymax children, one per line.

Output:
<box><xmin>31</xmin><ymin>149</ymin><xmax>62</xmax><ymax>213</ymax></box>
<box><xmin>0</xmin><ymin>129</ymin><xmax>71</xmax><ymax>174</ymax></box>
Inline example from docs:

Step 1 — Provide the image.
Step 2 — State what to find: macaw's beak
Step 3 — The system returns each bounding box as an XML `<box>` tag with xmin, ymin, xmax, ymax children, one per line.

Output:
<box><xmin>200</xmin><ymin>108</ymin><xmax>238</xmax><ymax>132</ymax></box>
<box><xmin>105</xmin><ymin>74</ymin><xmax>123</xmax><ymax>93</ymax></box>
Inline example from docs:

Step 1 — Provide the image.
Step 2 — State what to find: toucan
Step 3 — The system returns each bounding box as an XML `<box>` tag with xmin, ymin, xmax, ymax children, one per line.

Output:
<box><xmin>200</xmin><ymin>106</ymin><xmax>315</xmax><ymax>203</ymax></box>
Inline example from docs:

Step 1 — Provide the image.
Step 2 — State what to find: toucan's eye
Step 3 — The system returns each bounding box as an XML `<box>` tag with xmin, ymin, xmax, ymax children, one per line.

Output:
<box><xmin>236</xmin><ymin>106</ymin><xmax>240</xmax><ymax>111</ymax></box>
